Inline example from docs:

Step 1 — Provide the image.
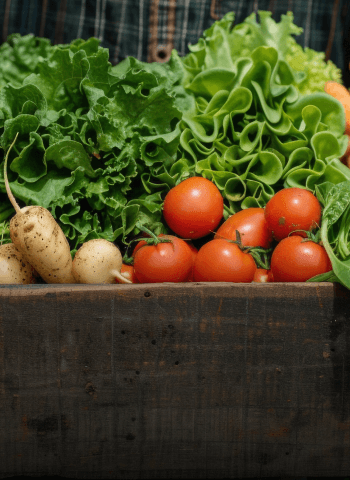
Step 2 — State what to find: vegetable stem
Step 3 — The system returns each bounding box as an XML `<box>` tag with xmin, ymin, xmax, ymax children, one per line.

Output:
<box><xmin>4</xmin><ymin>133</ymin><xmax>21</xmax><ymax>215</ymax></box>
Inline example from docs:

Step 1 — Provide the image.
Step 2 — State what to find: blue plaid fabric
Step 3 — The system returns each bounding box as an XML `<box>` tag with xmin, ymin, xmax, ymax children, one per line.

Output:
<box><xmin>0</xmin><ymin>0</ymin><xmax>349</xmax><ymax>82</ymax></box>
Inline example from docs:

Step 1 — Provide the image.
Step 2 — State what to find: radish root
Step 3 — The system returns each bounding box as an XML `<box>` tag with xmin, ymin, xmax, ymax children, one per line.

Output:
<box><xmin>4</xmin><ymin>132</ymin><xmax>21</xmax><ymax>215</ymax></box>
<box><xmin>110</xmin><ymin>269</ymin><xmax>132</xmax><ymax>284</ymax></box>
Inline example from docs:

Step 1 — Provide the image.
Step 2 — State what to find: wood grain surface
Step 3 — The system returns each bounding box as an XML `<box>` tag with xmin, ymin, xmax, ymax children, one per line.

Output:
<box><xmin>0</xmin><ymin>282</ymin><xmax>349</xmax><ymax>478</ymax></box>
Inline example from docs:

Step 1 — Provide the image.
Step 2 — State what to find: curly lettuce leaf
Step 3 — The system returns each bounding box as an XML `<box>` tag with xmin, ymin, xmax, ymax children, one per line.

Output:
<box><xmin>309</xmin><ymin>181</ymin><xmax>350</xmax><ymax>288</ymax></box>
<box><xmin>182</xmin><ymin>10</ymin><xmax>343</xmax><ymax>95</ymax></box>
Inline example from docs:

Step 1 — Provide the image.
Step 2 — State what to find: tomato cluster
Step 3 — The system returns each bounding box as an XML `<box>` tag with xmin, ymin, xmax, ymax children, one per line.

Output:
<box><xmin>117</xmin><ymin>177</ymin><xmax>332</xmax><ymax>284</ymax></box>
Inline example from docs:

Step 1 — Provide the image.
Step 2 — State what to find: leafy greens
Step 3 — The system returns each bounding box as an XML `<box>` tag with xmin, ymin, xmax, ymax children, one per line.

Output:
<box><xmin>307</xmin><ymin>181</ymin><xmax>350</xmax><ymax>288</ymax></box>
<box><xmin>0</xmin><ymin>11</ymin><xmax>347</xmax><ymax>252</ymax></box>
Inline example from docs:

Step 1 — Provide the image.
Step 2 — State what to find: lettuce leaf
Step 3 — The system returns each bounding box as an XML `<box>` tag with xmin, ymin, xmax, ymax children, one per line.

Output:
<box><xmin>182</xmin><ymin>10</ymin><xmax>342</xmax><ymax>94</ymax></box>
<box><xmin>0</xmin><ymin>34</ymin><xmax>51</xmax><ymax>90</ymax></box>
<box><xmin>308</xmin><ymin>181</ymin><xmax>350</xmax><ymax>288</ymax></box>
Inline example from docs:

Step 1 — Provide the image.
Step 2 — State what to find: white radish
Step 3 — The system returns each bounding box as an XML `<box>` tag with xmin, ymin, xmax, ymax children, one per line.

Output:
<box><xmin>4</xmin><ymin>134</ymin><xmax>75</xmax><ymax>284</ymax></box>
<box><xmin>0</xmin><ymin>243</ymin><xmax>37</xmax><ymax>284</ymax></box>
<box><xmin>72</xmin><ymin>238</ymin><xmax>132</xmax><ymax>284</ymax></box>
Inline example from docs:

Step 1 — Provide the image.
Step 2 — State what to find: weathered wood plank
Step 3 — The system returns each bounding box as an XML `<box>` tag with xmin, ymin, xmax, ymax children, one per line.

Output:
<box><xmin>0</xmin><ymin>282</ymin><xmax>349</xmax><ymax>478</ymax></box>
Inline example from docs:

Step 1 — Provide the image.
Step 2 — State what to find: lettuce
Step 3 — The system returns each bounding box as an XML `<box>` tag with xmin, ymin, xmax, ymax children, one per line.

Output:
<box><xmin>173</xmin><ymin>13</ymin><xmax>349</xmax><ymax>216</ymax></box>
<box><xmin>0</xmin><ymin>33</ymin><xmax>51</xmax><ymax>90</ymax></box>
<box><xmin>308</xmin><ymin>181</ymin><xmax>350</xmax><ymax>288</ymax></box>
<box><xmin>181</xmin><ymin>10</ymin><xmax>342</xmax><ymax>94</ymax></box>
<box><xmin>0</xmin><ymin>11</ymin><xmax>347</xmax><ymax>251</ymax></box>
<box><xmin>285</xmin><ymin>43</ymin><xmax>343</xmax><ymax>95</ymax></box>
<box><xmin>0</xmin><ymin>40</ymin><xmax>187</xmax><ymax>250</ymax></box>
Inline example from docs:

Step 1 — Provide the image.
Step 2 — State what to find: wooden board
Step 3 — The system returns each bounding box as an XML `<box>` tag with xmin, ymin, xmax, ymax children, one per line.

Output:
<box><xmin>0</xmin><ymin>282</ymin><xmax>349</xmax><ymax>478</ymax></box>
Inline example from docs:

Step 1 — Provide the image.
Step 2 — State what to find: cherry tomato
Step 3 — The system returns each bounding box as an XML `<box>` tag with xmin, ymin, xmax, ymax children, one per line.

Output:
<box><xmin>163</xmin><ymin>176</ymin><xmax>224</xmax><ymax>239</ymax></box>
<box><xmin>252</xmin><ymin>268</ymin><xmax>274</xmax><ymax>283</ymax></box>
<box><xmin>193</xmin><ymin>239</ymin><xmax>256</xmax><ymax>283</ymax></box>
<box><xmin>215</xmin><ymin>207</ymin><xmax>273</xmax><ymax>248</ymax></box>
<box><xmin>270</xmin><ymin>235</ymin><xmax>332</xmax><ymax>282</ymax></box>
<box><xmin>185</xmin><ymin>241</ymin><xmax>198</xmax><ymax>282</ymax></box>
<box><xmin>116</xmin><ymin>264</ymin><xmax>139</xmax><ymax>284</ymax></box>
<box><xmin>264</xmin><ymin>188</ymin><xmax>322</xmax><ymax>241</ymax></box>
<box><xmin>133</xmin><ymin>235</ymin><xmax>193</xmax><ymax>283</ymax></box>
<box><xmin>132</xmin><ymin>239</ymin><xmax>148</xmax><ymax>257</ymax></box>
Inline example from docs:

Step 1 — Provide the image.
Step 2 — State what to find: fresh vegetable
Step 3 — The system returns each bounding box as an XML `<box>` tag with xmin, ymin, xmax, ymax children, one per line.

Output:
<box><xmin>182</xmin><ymin>10</ymin><xmax>343</xmax><ymax>96</ymax></box>
<box><xmin>186</xmin><ymin>241</ymin><xmax>198</xmax><ymax>282</ymax></box>
<box><xmin>0</xmin><ymin>34</ymin><xmax>51</xmax><ymax>90</ymax></box>
<box><xmin>309</xmin><ymin>181</ymin><xmax>350</xmax><ymax>288</ymax></box>
<box><xmin>0</xmin><ymin>220</ymin><xmax>11</xmax><ymax>244</ymax></box>
<box><xmin>0</xmin><ymin>12</ymin><xmax>348</xmax><ymax>250</ymax></box>
<box><xmin>215</xmin><ymin>208</ymin><xmax>272</xmax><ymax>248</ymax></box>
<box><xmin>162</xmin><ymin>176</ymin><xmax>223</xmax><ymax>239</ymax></box>
<box><xmin>0</xmin><ymin>243</ymin><xmax>36</xmax><ymax>284</ymax></box>
<box><xmin>285</xmin><ymin>41</ymin><xmax>342</xmax><ymax>96</ymax></box>
<box><xmin>253</xmin><ymin>268</ymin><xmax>274</xmax><ymax>283</ymax></box>
<box><xmin>324</xmin><ymin>81</ymin><xmax>350</xmax><ymax>135</ymax></box>
<box><xmin>4</xmin><ymin>135</ymin><xmax>76</xmax><ymax>284</ymax></box>
<box><xmin>117</xmin><ymin>263</ymin><xmax>139</xmax><ymax>284</ymax></box>
<box><xmin>340</xmin><ymin>135</ymin><xmax>350</xmax><ymax>167</ymax></box>
<box><xmin>0</xmin><ymin>13</ymin><xmax>347</xmax><ymax>289</ymax></box>
<box><xmin>270</xmin><ymin>235</ymin><xmax>332</xmax><ymax>282</ymax></box>
<box><xmin>133</xmin><ymin>234</ymin><xmax>193</xmax><ymax>283</ymax></box>
<box><xmin>264</xmin><ymin>187</ymin><xmax>321</xmax><ymax>241</ymax></box>
<box><xmin>127</xmin><ymin>231</ymin><xmax>196</xmax><ymax>282</ymax></box>
<box><xmin>193</xmin><ymin>238</ymin><xmax>256</xmax><ymax>283</ymax></box>
<box><xmin>0</xmin><ymin>38</ymin><xmax>184</xmax><ymax>251</ymax></box>
<box><xmin>175</xmin><ymin>12</ymin><xmax>349</xmax><ymax>217</ymax></box>
<box><xmin>72</xmin><ymin>238</ymin><xmax>131</xmax><ymax>284</ymax></box>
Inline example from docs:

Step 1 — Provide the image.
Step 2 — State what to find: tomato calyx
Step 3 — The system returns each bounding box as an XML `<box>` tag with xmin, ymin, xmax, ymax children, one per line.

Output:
<box><xmin>246</xmin><ymin>246</ymin><xmax>272</xmax><ymax>270</ymax></box>
<box><xmin>225</xmin><ymin>230</ymin><xmax>272</xmax><ymax>269</ymax></box>
<box><xmin>128</xmin><ymin>225</ymin><xmax>174</xmax><ymax>250</ymax></box>
<box><xmin>289</xmin><ymin>228</ymin><xmax>321</xmax><ymax>244</ymax></box>
<box><xmin>122</xmin><ymin>254</ymin><xmax>134</xmax><ymax>266</ymax></box>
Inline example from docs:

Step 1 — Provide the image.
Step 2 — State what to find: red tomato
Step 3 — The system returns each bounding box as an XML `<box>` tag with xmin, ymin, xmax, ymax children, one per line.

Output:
<box><xmin>132</xmin><ymin>233</ymin><xmax>174</xmax><ymax>258</ymax></box>
<box><xmin>215</xmin><ymin>208</ymin><xmax>273</xmax><ymax>248</ymax></box>
<box><xmin>185</xmin><ymin>241</ymin><xmax>198</xmax><ymax>282</ymax></box>
<box><xmin>264</xmin><ymin>188</ymin><xmax>322</xmax><ymax>241</ymax></box>
<box><xmin>132</xmin><ymin>239</ymin><xmax>148</xmax><ymax>257</ymax></box>
<box><xmin>116</xmin><ymin>264</ymin><xmax>139</xmax><ymax>284</ymax></box>
<box><xmin>252</xmin><ymin>268</ymin><xmax>274</xmax><ymax>283</ymax></box>
<box><xmin>270</xmin><ymin>235</ymin><xmax>332</xmax><ymax>282</ymax></box>
<box><xmin>193</xmin><ymin>239</ymin><xmax>257</xmax><ymax>282</ymax></box>
<box><xmin>133</xmin><ymin>235</ymin><xmax>193</xmax><ymax>283</ymax></box>
<box><xmin>163</xmin><ymin>177</ymin><xmax>224</xmax><ymax>239</ymax></box>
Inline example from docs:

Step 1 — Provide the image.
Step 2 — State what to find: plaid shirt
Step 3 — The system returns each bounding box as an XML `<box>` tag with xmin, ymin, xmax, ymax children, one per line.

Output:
<box><xmin>0</xmin><ymin>0</ymin><xmax>349</xmax><ymax>82</ymax></box>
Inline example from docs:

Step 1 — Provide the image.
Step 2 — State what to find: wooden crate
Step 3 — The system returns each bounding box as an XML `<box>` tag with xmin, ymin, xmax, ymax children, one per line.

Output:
<box><xmin>0</xmin><ymin>282</ymin><xmax>349</xmax><ymax>479</ymax></box>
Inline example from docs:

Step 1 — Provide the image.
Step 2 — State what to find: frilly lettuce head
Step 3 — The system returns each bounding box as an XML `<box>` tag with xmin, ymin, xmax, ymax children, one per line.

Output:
<box><xmin>181</xmin><ymin>10</ymin><xmax>343</xmax><ymax>95</ymax></box>
<box><xmin>159</xmin><ymin>10</ymin><xmax>349</xmax><ymax>218</ymax></box>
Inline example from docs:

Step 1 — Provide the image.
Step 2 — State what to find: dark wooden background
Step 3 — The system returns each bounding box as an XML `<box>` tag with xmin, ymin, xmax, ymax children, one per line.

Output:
<box><xmin>0</xmin><ymin>282</ymin><xmax>349</xmax><ymax>479</ymax></box>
